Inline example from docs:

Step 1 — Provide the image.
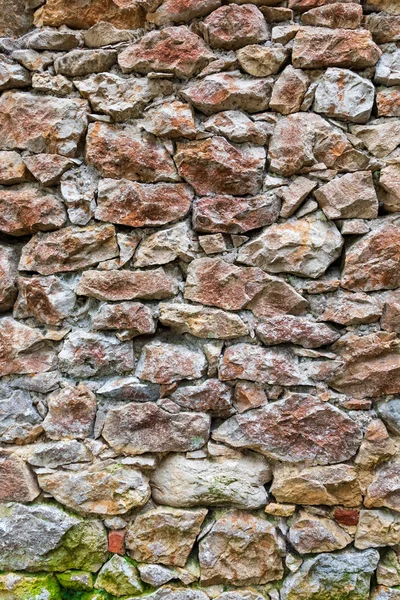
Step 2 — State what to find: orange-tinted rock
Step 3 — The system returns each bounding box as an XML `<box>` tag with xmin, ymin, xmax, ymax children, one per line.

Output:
<box><xmin>200</xmin><ymin>4</ymin><xmax>269</xmax><ymax>50</ymax></box>
<box><xmin>365</xmin><ymin>461</ymin><xmax>400</xmax><ymax>512</ymax></box>
<box><xmin>0</xmin><ymin>151</ymin><xmax>29</xmax><ymax>185</ymax></box>
<box><xmin>77</xmin><ymin>268</ymin><xmax>179</xmax><ymax>301</ymax></box>
<box><xmin>0</xmin><ymin>92</ymin><xmax>89</xmax><ymax>158</ymax></box>
<box><xmin>377</xmin><ymin>87</ymin><xmax>400</xmax><ymax>118</ymax></box>
<box><xmin>147</xmin><ymin>0</ymin><xmax>221</xmax><ymax>26</ymax></box>
<box><xmin>330</xmin><ymin>332</ymin><xmax>400</xmax><ymax>398</ymax></box>
<box><xmin>181</xmin><ymin>73</ymin><xmax>272</xmax><ymax>114</ymax></box>
<box><xmin>43</xmin><ymin>383</ymin><xmax>97</xmax><ymax>440</ymax></box>
<box><xmin>292</xmin><ymin>27</ymin><xmax>381</xmax><ymax>69</ymax></box>
<box><xmin>193</xmin><ymin>193</ymin><xmax>280</xmax><ymax>233</ymax></box>
<box><xmin>92</xmin><ymin>302</ymin><xmax>156</xmax><ymax>338</ymax></box>
<box><xmin>96</xmin><ymin>179</ymin><xmax>192</xmax><ymax>227</ymax></box>
<box><xmin>136</xmin><ymin>341</ymin><xmax>207</xmax><ymax>384</ymax></box>
<box><xmin>19</xmin><ymin>224</ymin><xmax>119</xmax><ymax>275</ymax></box>
<box><xmin>218</xmin><ymin>343</ymin><xmax>302</xmax><ymax>386</ymax></box>
<box><xmin>108</xmin><ymin>530</ymin><xmax>125</xmax><ymax>555</ymax></box>
<box><xmin>34</xmin><ymin>0</ymin><xmax>146</xmax><ymax>29</ymax></box>
<box><xmin>175</xmin><ymin>137</ymin><xmax>265</xmax><ymax>196</ymax></box>
<box><xmin>86</xmin><ymin>123</ymin><xmax>179</xmax><ymax>183</ymax></box>
<box><xmin>255</xmin><ymin>315</ymin><xmax>340</xmax><ymax>348</ymax></box>
<box><xmin>0</xmin><ymin>317</ymin><xmax>55</xmax><ymax>376</ymax></box>
<box><xmin>269</xmin><ymin>65</ymin><xmax>309</xmax><ymax>114</ymax></box>
<box><xmin>0</xmin><ymin>185</ymin><xmax>66</xmax><ymax>236</ymax></box>
<box><xmin>334</xmin><ymin>508</ymin><xmax>360</xmax><ymax>526</ymax></box>
<box><xmin>234</xmin><ymin>381</ymin><xmax>268</xmax><ymax>413</ymax></box>
<box><xmin>14</xmin><ymin>275</ymin><xmax>76</xmax><ymax>325</ymax></box>
<box><xmin>142</xmin><ymin>101</ymin><xmax>196</xmax><ymax>139</ymax></box>
<box><xmin>301</xmin><ymin>3</ymin><xmax>363</xmax><ymax>28</ymax></box>
<box><xmin>118</xmin><ymin>26</ymin><xmax>215</xmax><ymax>78</ymax></box>
<box><xmin>24</xmin><ymin>154</ymin><xmax>74</xmax><ymax>186</ymax></box>
<box><xmin>365</xmin><ymin>13</ymin><xmax>400</xmax><ymax>44</ymax></box>
<box><xmin>169</xmin><ymin>379</ymin><xmax>233</xmax><ymax>417</ymax></box>
<box><xmin>0</xmin><ymin>244</ymin><xmax>19</xmax><ymax>312</ymax></box>
<box><xmin>0</xmin><ymin>451</ymin><xmax>40</xmax><ymax>502</ymax></box>
<box><xmin>341</xmin><ymin>219</ymin><xmax>400</xmax><ymax>292</ymax></box>
<box><xmin>381</xmin><ymin>295</ymin><xmax>400</xmax><ymax>333</ymax></box>
<box><xmin>213</xmin><ymin>393</ymin><xmax>362</xmax><ymax>464</ymax></box>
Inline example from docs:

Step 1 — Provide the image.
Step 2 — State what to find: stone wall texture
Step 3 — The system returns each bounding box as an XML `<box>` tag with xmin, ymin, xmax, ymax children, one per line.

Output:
<box><xmin>0</xmin><ymin>0</ymin><xmax>400</xmax><ymax>598</ymax></box>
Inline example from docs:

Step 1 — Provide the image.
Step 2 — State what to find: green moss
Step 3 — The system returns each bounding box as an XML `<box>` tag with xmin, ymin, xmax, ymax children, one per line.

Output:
<box><xmin>56</xmin><ymin>571</ymin><xmax>94</xmax><ymax>591</ymax></box>
<box><xmin>0</xmin><ymin>572</ymin><xmax>61</xmax><ymax>600</ymax></box>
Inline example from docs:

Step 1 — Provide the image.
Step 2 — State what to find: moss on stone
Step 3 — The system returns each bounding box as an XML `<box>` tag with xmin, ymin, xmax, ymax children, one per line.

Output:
<box><xmin>0</xmin><ymin>572</ymin><xmax>61</xmax><ymax>600</ymax></box>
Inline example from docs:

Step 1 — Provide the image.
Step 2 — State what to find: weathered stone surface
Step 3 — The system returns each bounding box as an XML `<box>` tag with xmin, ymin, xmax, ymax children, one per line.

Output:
<box><xmin>54</xmin><ymin>49</ymin><xmax>116</xmax><ymax>77</ymax></box>
<box><xmin>147</xmin><ymin>0</ymin><xmax>221</xmax><ymax>26</ymax></box>
<box><xmin>127</xmin><ymin>507</ymin><xmax>207</xmax><ymax>566</ymax></box>
<box><xmin>199</xmin><ymin>510</ymin><xmax>284</xmax><ymax>585</ymax></box>
<box><xmin>314</xmin><ymin>67</ymin><xmax>375</xmax><ymax>123</ymax></box>
<box><xmin>143</xmin><ymin>100</ymin><xmax>196</xmax><ymax>139</ymax></box>
<box><xmin>204</xmin><ymin>111</ymin><xmax>271</xmax><ymax>145</ymax></box>
<box><xmin>200</xmin><ymin>4</ymin><xmax>269</xmax><ymax>50</ymax></box>
<box><xmin>350</xmin><ymin>118</ymin><xmax>400</xmax><ymax>158</ymax></box>
<box><xmin>193</xmin><ymin>193</ymin><xmax>279</xmax><ymax>233</ymax></box>
<box><xmin>42</xmin><ymin>384</ymin><xmax>97</xmax><ymax>440</ymax></box>
<box><xmin>281</xmin><ymin>549</ymin><xmax>379</xmax><ymax>600</ymax></box>
<box><xmin>159</xmin><ymin>303</ymin><xmax>248</xmax><ymax>339</ymax></box>
<box><xmin>181</xmin><ymin>73</ymin><xmax>272</xmax><ymax>114</ymax></box>
<box><xmin>288</xmin><ymin>512</ymin><xmax>351</xmax><ymax>554</ymax></box>
<box><xmin>142</xmin><ymin>586</ymin><xmax>209</xmax><ymax>600</ymax></box>
<box><xmin>19</xmin><ymin>224</ymin><xmax>118</xmax><ymax>275</ymax></box>
<box><xmin>355</xmin><ymin>509</ymin><xmax>400</xmax><ymax>550</ymax></box>
<box><xmin>86</xmin><ymin>123</ymin><xmax>179</xmax><ymax>183</ymax></box>
<box><xmin>0</xmin><ymin>572</ymin><xmax>61</xmax><ymax>600</ymax></box>
<box><xmin>292</xmin><ymin>27</ymin><xmax>381</xmax><ymax>69</ymax></box>
<box><xmin>13</xmin><ymin>275</ymin><xmax>76</xmax><ymax>325</ymax></box>
<box><xmin>35</xmin><ymin>0</ymin><xmax>145</xmax><ymax>29</ymax></box>
<box><xmin>301</xmin><ymin>3</ymin><xmax>363</xmax><ymax>28</ymax></box>
<box><xmin>102</xmin><ymin>402</ymin><xmax>210</xmax><ymax>454</ymax></box>
<box><xmin>375</xmin><ymin>49</ymin><xmax>400</xmax><ymax>87</ymax></box>
<box><xmin>256</xmin><ymin>315</ymin><xmax>339</xmax><ymax>347</ymax></box>
<box><xmin>133</xmin><ymin>222</ymin><xmax>198</xmax><ymax>267</ymax></box>
<box><xmin>270</xmin><ymin>65</ymin><xmax>309</xmax><ymax>114</ymax></box>
<box><xmin>0</xmin><ymin>151</ymin><xmax>29</xmax><ymax>185</ymax></box>
<box><xmin>169</xmin><ymin>379</ymin><xmax>232</xmax><ymax>416</ymax></box>
<box><xmin>0</xmin><ymin>386</ymin><xmax>42</xmax><ymax>444</ymax></box>
<box><xmin>31</xmin><ymin>72</ymin><xmax>74</xmax><ymax>96</ymax></box>
<box><xmin>77</xmin><ymin>268</ymin><xmax>179</xmax><ymax>301</ymax></box>
<box><xmin>377</xmin><ymin>87</ymin><xmax>400</xmax><ymax>117</ymax></box>
<box><xmin>0</xmin><ymin>92</ymin><xmax>89</xmax><ymax>157</ymax></box>
<box><xmin>38</xmin><ymin>462</ymin><xmax>151</xmax><ymax>515</ymax></box>
<box><xmin>314</xmin><ymin>171</ymin><xmax>378</xmax><ymax>219</ymax></box>
<box><xmin>0</xmin><ymin>244</ymin><xmax>19</xmax><ymax>312</ymax></box>
<box><xmin>379</xmin><ymin>164</ymin><xmax>400</xmax><ymax>213</ymax></box>
<box><xmin>342</xmin><ymin>220</ymin><xmax>400</xmax><ymax>291</ymax></box>
<box><xmin>0</xmin><ymin>185</ymin><xmax>66</xmax><ymax>236</ymax></box>
<box><xmin>237</xmin><ymin>44</ymin><xmax>289</xmax><ymax>77</ymax></box>
<box><xmin>175</xmin><ymin>137</ymin><xmax>265</xmax><ymax>196</ymax></box>
<box><xmin>377</xmin><ymin>400</ymin><xmax>400</xmax><ymax>436</ymax></box>
<box><xmin>0</xmin><ymin>56</ymin><xmax>30</xmax><ymax>91</ymax></box>
<box><xmin>238</xmin><ymin>213</ymin><xmax>343</xmax><ymax>278</ymax></box>
<box><xmin>83</xmin><ymin>21</ymin><xmax>133</xmax><ymax>47</ymax></box>
<box><xmin>365</xmin><ymin>461</ymin><xmax>400</xmax><ymax>512</ymax></box>
<box><xmin>320</xmin><ymin>290</ymin><xmax>382</xmax><ymax>325</ymax></box>
<box><xmin>278</xmin><ymin>176</ymin><xmax>317</xmax><ymax>218</ymax></box>
<box><xmin>151</xmin><ymin>453</ymin><xmax>271</xmax><ymax>509</ymax></box>
<box><xmin>97</xmin><ymin>377</ymin><xmax>159</xmax><ymax>403</ymax></box>
<box><xmin>0</xmin><ymin>0</ymin><xmax>34</xmax><ymax>36</ymax></box>
<box><xmin>118</xmin><ymin>26</ymin><xmax>215</xmax><ymax>78</ymax></box>
<box><xmin>28</xmin><ymin>440</ymin><xmax>92</xmax><ymax>468</ymax></box>
<box><xmin>23</xmin><ymin>27</ymin><xmax>80</xmax><ymax>50</ymax></box>
<box><xmin>271</xmin><ymin>463</ymin><xmax>362</xmax><ymax>506</ymax></box>
<box><xmin>24</xmin><ymin>154</ymin><xmax>73</xmax><ymax>186</ymax></box>
<box><xmin>0</xmin><ymin>317</ymin><xmax>55</xmax><ymax>377</ymax></box>
<box><xmin>95</xmin><ymin>554</ymin><xmax>142</xmax><ymax>596</ymax></box>
<box><xmin>136</xmin><ymin>341</ymin><xmax>206</xmax><ymax>383</ymax></box>
<box><xmin>213</xmin><ymin>393</ymin><xmax>361</xmax><ymax>464</ymax></box>
<box><xmin>0</xmin><ymin>451</ymin><xmax>40</xmax><ymax>502</ymax></box>
<box><xmin>92</xmin><ymin>301</ymin><xmax>155</xmax><ymax>338</ymax></box>
<box><xmin>59</xmin><ymin>330</ymin><xmax>134</xmax><ymax>378</ymax></box>
<box><xmin>268</xmin><ymin>112</ymin><xmax>352</xmax><ymax>176</ymax></box>
<box><xmin>330</xmin><ymin>332</ymin><xmax>400</xmax><ymax>398</ymax></box>
<box><xmin>365</xmin><ymin>13</ymin><xmax>400</xmax><ymax>44</ymax></box>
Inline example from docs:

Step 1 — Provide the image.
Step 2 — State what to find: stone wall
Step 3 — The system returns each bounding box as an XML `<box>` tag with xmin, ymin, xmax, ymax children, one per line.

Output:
<box><xmin>0</xmin><ymin>0</ymin><xmax>399</xmax><ymax>598</ymax></box>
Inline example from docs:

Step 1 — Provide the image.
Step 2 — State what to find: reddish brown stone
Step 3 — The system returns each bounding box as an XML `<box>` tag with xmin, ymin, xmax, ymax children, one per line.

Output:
<box><xmin>14</xmin><ymin>275</ymin><xmax>76</xmax><ymax>325</ymax></box>
<box><xmin>175</xmin><ymin>137</ymin><xmax>265</xmax><ymax>196</ymax></box>
<box><xmin>377</xmin><ymin>87</ymin><xmax>400</xmax><ymax>118</ymax></box>
<box><xmin>192</xmin><ymin>193</ymin><xmax>280</xmax><ymax>233</ymax></box>
<box><xmin>0</xmin><ymin>451</ymin><xmax>40</xmax><ymax>502</ymax></box>
<box><xmin>136</xmin><ymin>341</ymin><xmax>207</xmax><ymax>384</ymax></box>
<box><xmin>142</xmin><ymin>101</ymin><xmax>196</xmax><ymax>139</ymax></box>
<box><xmin>96</xmin><ymin>179</ymin><xmax>192</xmax><ymax>227</ymax></box>
<box><xmin>0</xmin><ymin>185</ymin><xmax>66</xmax><ymax>236</ymax></box>
<box><xmin>0</xmin><ymin>317</ymin><xmax>55</xmax><ymax>376</ymax></box>
<box><xmin>108</xmin><ymin>530</ymin><xmax>126</xmax><ymax>555</ymax></box>
<box><xmin>147</xmin><ymin>0</ymin><xmax>221</xmax><ymax>26</ymax></box>
<box><xmin>77</xmin><ymin>268</ymin><xmax>179</xmax><ymax>301</ymax></box>
<box><xmin>255</xmin><ymin>315</ymin><xmax>340</xmax><ymax>348</ymax></box>
<box><xmin>301</xmin><ymin>3</ymin><xmax>363</xmax><ymax>28</ymax></box>
<box><xmin>86</xmin><ymin>123</ymin><xmax>179</xmax><ymax>183</ymax></box>
<box><xmin>43</xmin><ymin>383</ymin><xmax>97</xmax><ymax>440</ymax></box>
<box><xmin>234</xmin><ymin>381</ymin><xmax>268</xmax><ymax>413</ymax></box>
<box><xmin>200</xmin><ymin>4</ymin><xmax>269</xmax><ymax>50</ymax></box>
<box><xmin>34</xmin><ymin>0</ymin><xmax>145</xmax><ymax>29</ymax></box>
<box><xmin>24</xmin><ymin>154</ymin><xmax>74</xmax><ymax>186</ymax></box>
<box><xmin>334</xmin><ymin>508</ymin><xmax>359</xmax><ymax>527</ymax></box>
<box><xmin>169</xmin><ymin>379</ymin><xmax>233</xmax><ymax>417</ymax></box>
<box><xmin>118</xmin><ymin>26</ymin><xmax>215</xmax><ymax>78</ymax></box>
<box><xmin>92</xmin><ymin>302</ymin><xmax>156</xmax><ymax>338</ymax></box>
<box><xmin>365</xmin><ymin>13</ymin><xmax>400</xmax><ymax>44</ymax></box>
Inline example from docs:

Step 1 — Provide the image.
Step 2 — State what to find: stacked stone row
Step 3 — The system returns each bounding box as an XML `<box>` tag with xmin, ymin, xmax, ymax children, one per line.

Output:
<box><xmin>0</xmin><ymin>0</ymin><xmax>400</xmax><ymax>598</ymax></box>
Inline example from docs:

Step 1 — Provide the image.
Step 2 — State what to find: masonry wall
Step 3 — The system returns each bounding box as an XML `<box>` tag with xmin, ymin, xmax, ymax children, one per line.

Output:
<box><xmin>0</xmin><ymin>0</ymin><xmax>400</xmax><ymax>598</ymax></box>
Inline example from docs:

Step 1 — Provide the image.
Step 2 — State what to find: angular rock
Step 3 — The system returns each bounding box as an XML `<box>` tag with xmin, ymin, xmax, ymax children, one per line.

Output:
<box><xmin>237</xmin><ymin>44</ymin><xmax>289</xmax><ymax>77</ymax></box>
<box><xmin>0</xmin><ymin>151</ymin><xmax>29</xmax><ymax>185</ymax></box>
<box><xmin>181</xmin><ymin>73</ymin><xmax>272</xmax><ymax>114</ymax></box>
<box><xmin>77</xmin><ymin>268</ymin><xmax>179</xmax><ymax>301</ymax></box>
<box><xmin>193</xmin><ymin>193</ymin><xmax>280</xmax><ymax>233</ymax></box>
<box><xmin>127</xmin><ymin>507</ymin><xmax>207</xmax><ymax>567</ymax></box>
<box><xmin>169</xmin><ymin>379</ymin><xmax>233</xmax><ymax>417</ymax></box>
<box><xmin>24</xmin><ymin>154</ymin><xmax>74</xmax><ymax>187</ymax></box>
<box><xmin>281</xmin><ymin>549</ymin><xmax>379</xmax><ymax>600</ymax></box>
<box><xmin>0</xmin><ymin>92</ymin><xmax>89</xmax><ymax>157</ymax></box>
<box><xmin>86</xmin><ymin>123</ymin><xmax>179</xmax><ymax>183</ymax></box>
<box><xmin>355</xmin><ymin>509</ymin><xmax>400</xmax><ymax>550</ymax></box>
<box><xmin>200</xmin><ymin>4</ymin><xmax>269</xmax><ymax>50</ymax></box>
<box><xmin>379</xmin><ymin>164</ymin><xmax>400</xmax><ymax>213</ymax></box>
<box><xmin>382</xmin><ymin>295</ymin><xmax>400</xmax><ymax>333</ymax></box>
<box><xmin>313</xmin><ymin>67</ymin><xmax>375</xmax><ymax>123</ymax></box>
<box><xmin>0</xmin><ymin>55</ymin><xmax>30</xmax><ymax>91</ymax></box>
<box><xmin>28</xmin><ymin>440</ymin><xmax>92</xmax><ymax>468</ymax></box>
<box><xmin>314</xmin><ymin>171</ymin><xmax>379</xmax><ymax>219</ymax></box>
<box><xmin>159</xmin><ymin>302</ymin><xmax>247</xmax><ymax>339</ymax></box>
<box><xmin>23</xmin><ymin>27</ymin><xmax>80</xmax><ymax>50</ymax></box>
<box><xmin>204</xmin><ymin>111</ymin><xmax>272</xmax><ymax>145</ymax></box>
<box><xmin>97</xmin><ymin>377</ymin><xmax>159</xmax><ymax>403</ymax></box>
<box><xmin>365</xmin><ymin>461</ymin><xmax>400</xmax><ymax>512</ymax></box>
<box><xmin>268</xmin><ymin>112</ymin><xmax>352</xmax><ymax>176</ymax></box>
<box><xmin>136</xmin><ymin>341</ymin><xmax>206</xmax><ymax>383</ymax></box>
<box><xmin>0</xmin><ymin>244</ymin><xmax>19</xmax><ymax>312</ymax></box>
<box><xmin>238</xmin><ymin>213</ymin><xmax>343</xmax><ymax>278</ymax></box>
<box><xmin>365</xmin><ymin>13</ymin><xmax>400</xmax><ymax>44</ymax></box>
<box><xmin>142</xmin><ymin>586</ymin><xmax>209</xmax><ymax>600</ymax></box>
<box><xmin>377</xmin><ymin>549</ymin><xmax>400</xmax><ymax>587</ymax></box>
<box><xmin>95</xmin><ymin>555</ymin><xmax>142</xmax><ymax>596</ymax></box>
<box><xmin>375</xmin><ymin>49</ymin><xmax>400</xmax><ymax>87</ymax></box>
<box><xmin>19</xmin><ymin>224</ymin><xmax>119</xmax><ymax>275</ymax></box>
<box><xmin>278</xmin><ymin>176</ymin><xmax>318</xmax><ymax>218</ymax></box>
<box><xmin>14</xmin><ymin>275</ymin><xmax>76</xmax><ymax>325</ymax></box>
<box><xmin>38</xmin><ymin>462</ymin><xmax>150</xmax><ymax>515</ymax></box>
<box><xmin>350</xmin><ymin>118</ymin><xmax>400</xmax><ymax>158</ymax></box>
<box><xmin>301</xmin><ymin>3</ymin><xmax>363</xmax><ymax>28</ymax></box>
<box><xmin>54</xmin><ymin>49</ymin><xmax>116</xmax><ymax>77</ymax></box>
<box><xmin>288</xmin><ymin>512</ymin><xmax>351</xmax><ymax>554</ymax></box>
<box><xmin>213</xmin><ymin>393</ymin><xmax>362</xmax><ymax>465</ymax></box>
<box><xmin>292</xmin><ymin>27</ymin><xmax>381</xmax><ymax>69</ymax></box>
<box><xmin>269</xmin><ymin>65</ymin><xmax>309</xmax><ymax>114</ymax></box>
<box><xmin>42</xmin><ymin>384</ymin><xmax>97</xmax><ymax>440</ymax></box>
<box><xmin>0</xmin><ymin>451</ymin><xmax>40</xmax><ymax>502</ymax></box>
<box><xmin>342</xmin><ymin>219</ymin><xmax>400</xmax><ymax>291</ymax></box>
<box><xmin>31</xmin><ymin>72</ymin><xmax>74</xmax><ymax>96</ymax></box>
<box><xmin>147</xmin><ymin>0</ymin><xmax>221</xmax><ymax>26</ymax></box>
<box><xmin>143</xmin><ymin>100</ymin><xmax>196</xmax><ymax>139</ymax></box>
<box><xmin>92</xmin><ymin>302</ymin><xmax>155</xmax><ymax>338</ymax></box>
<box><xmin>0</xmin><ymin>185</ymin><xmax>66</xmax><ymax>236</ymax></box>
<box><xmin>0</xmin><ymin>572</ymin><xmax>61</xmax><ymax>600</ymax></box>
<box><xmin>199</xmin><ymin>510</ymin><xmax>284</xmax><ymax>585</ymax></box>
<box><xmin>35</xmin><ymin>0</ymin><xmax>145</xmax><ymax>29</ymax></box>
<box><xmin>175</xmin><ymin>137</ymin><xmax>265</xmax><ymax>196</ymax></box>
<box><xmin>151</xmin><ymin>452</ymin><xmax>270</xmax><ymax>510</ymax></box>
<box><xmin>320</xmin><ymin>290</ymin><xmax>382</xmax><ymax>325</ymax></box>
<box><xmin>271</xmin><ymin>463</ymin><xmax>362</xmax><ymax>506</ymax></box>
<box><xmin>256</xmin><ymin>315</ymin><xmax>339</xmax><ymax>348</ymax></box>
<box><xmin>0</xmin><ymin>386</ymin><xmax>42</xmax><ymax>444</ymax></box>
<box><xmin>377</xmin><ymin>87</ymin><xmax>400</xmax><ymax>117</ymax></box>
<box><xmin>102</xmin><ymin>402</ymin><xmax>210</xmax><ymax>454</ymax></box>
<box><xmin>133</xmin><ymin>222</ymin><xmax>198</xmax><ymax>267</ymax></box>
<box><xmin>118</xmin><ymin>26</ymin><xmax>214</xmax><ymax>78</ymax></box>
<box><xmin>0</xmin><ymin>317</ymin><xmax>55</xmax><ymax>377</ymax></box>
<box><xmin>84</xmin><ymin>21</ymin><xmax>133</xmax><ymax>47</ymax></box>
<box><xmin>376</xmin><ymin>399</ymin><xmax>400</xmax><ymax>436</ymax></box>
<box><xmin>0</xmin><ymin>0</ymin><xmax>34</xmax><ymax>36</ymax></box>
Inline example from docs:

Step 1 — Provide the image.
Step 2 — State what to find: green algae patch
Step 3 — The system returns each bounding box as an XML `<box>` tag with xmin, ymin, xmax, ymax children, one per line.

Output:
<box><xmin>0</xmin><ymin>572</ymin><xmax>61</xmax><ymax>600</ymax></box>
<box><xmin>56</xmin><ymin>571</ymin><xmax>94</xmax><ymax>591</ymax></box>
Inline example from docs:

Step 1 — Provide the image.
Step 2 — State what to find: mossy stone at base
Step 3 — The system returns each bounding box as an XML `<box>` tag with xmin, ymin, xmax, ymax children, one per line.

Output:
<box><xmin>0</xmin><ymin>572</ymin><xmax>61</xmax><ymax>600</ymax></box>
<box><xmin>56</xmin><ymin>571</ymin><xmax>94</xmax><ymax>591</ymax></box>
